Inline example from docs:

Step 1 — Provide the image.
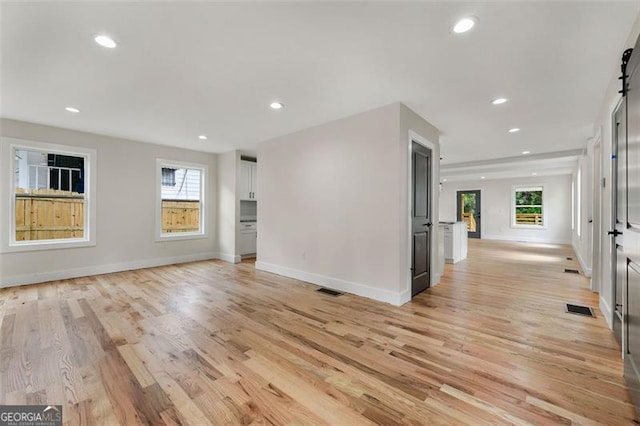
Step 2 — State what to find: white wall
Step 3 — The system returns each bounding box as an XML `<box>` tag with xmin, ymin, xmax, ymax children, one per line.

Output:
<box><xmin>215</xmin><ymin>150</ymin><xmax>239</xmax><ymax>263</ymax></box>
<box><xmin>0</xmin><ymin>119</ymin><xmax>218</xmax><ymax>287</ymax></box>
<box><xmin>439</xmin><ymin>174</ymin><xmax>573</xmax><ymax>244</ymax></box>
<box><xmin>255</xmin><ymin>102</ymin><xmax>440</xmax><ymax>306</ymax></box>
<box><xmin>583</xmin><ymin>12</ymin><xmax>640</xmax><ymax>328</ymax></box>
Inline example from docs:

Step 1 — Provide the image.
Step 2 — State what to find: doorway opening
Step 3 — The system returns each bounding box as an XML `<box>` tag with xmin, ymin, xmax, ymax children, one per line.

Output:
<box><xmin>457</xmin><ymin>190</ymin><xmax>481</xmax><ymax>239</ymax></box>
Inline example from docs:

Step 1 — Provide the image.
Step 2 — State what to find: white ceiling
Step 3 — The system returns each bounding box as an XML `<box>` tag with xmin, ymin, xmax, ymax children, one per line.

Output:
<box><xmin>2</xmin><ymin>2</ymin><xmax>638</xmax><ymax>166</ymax></box>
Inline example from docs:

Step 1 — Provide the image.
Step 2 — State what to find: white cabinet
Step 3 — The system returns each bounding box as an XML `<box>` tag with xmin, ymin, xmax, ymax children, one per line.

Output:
<box><xmin>442</xmin><ymin>222</ymin><xmax>468</xmax><ymax>264</ymax></box>
<box><xmin>239</xmin><ymin>222</ymin><xmax>257</xmax><ymax>255</ymax></box>
<box><xmin>437</xmin><ymin>224</ymin><xmax>446</xmax><ymax>276</ymax></box>
<box><xmin>240</xmin><ymin>161</ymin><xmax>258</xmax><ymax>200</ymax></box>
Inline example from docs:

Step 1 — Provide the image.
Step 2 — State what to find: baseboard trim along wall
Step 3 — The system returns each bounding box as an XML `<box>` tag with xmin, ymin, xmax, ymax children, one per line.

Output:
<box><xmin>1</xmin><ymin>251</ymin><xmax>228</xmax><ymax>288</ymax></box>
<box><xmin>216</xmin><ymin>252</ymin><xmax>242</xmax><ymax>264</ymax></box>
<box><xmin>600</xmin><ymin>295</ymin><xmax>613</xmax><ymax>329</ymax></box>
<box><xmin>572</xmin><ymin>243</ymin><xmax>593</xmax><ymax>278</ymax></box>
<box><xmin>255</xmin><ymin>261</ymin><xmax>409</xmax><ymax>306</ymax></box>
<box><xmin>482</xmin><ymin>234</ymin><xmax>572</xmax><ymax>245</ymax></box>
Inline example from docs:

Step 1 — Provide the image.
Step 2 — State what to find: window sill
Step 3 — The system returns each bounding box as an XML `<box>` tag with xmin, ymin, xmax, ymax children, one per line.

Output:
<box><xmin>2</xmin><ymin>238</ymin><xmax>95</xmax><ymax>253</ymax></box>
<box><xmin>510</xmin><ymin>224</ymin><xmax>547</xmax><ymax>230</ymax></box>
<box><xmin>156</xmin><ymin>232</ymin><xmax>207</xmax><ymax>242</ymax></box>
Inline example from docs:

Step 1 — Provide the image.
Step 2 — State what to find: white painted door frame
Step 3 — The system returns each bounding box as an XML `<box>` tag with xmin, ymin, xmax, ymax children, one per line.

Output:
<box><xmin>406</xmin><ymin>130</ymin><xmax>440</xmax><ymax>302</ymax></box>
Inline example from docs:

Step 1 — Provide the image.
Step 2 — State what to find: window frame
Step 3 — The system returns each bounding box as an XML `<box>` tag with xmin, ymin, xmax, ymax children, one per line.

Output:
<box><xmin>511</xmin><ymin>184</ymin><xmax>546</xmax><ymax>229</ymax></box>
<box><xmin>1</xmin><ymin>138</ymin><xmax>97</xmax><ymax>253</ymax></box>
<box><xmin>156</xmin><ymin>158</ymin><xmax>207</xmax><ymax>241</ymax></box>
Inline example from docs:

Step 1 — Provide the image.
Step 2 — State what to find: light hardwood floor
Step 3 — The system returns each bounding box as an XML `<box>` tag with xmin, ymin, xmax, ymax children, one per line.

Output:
<box><xmin>0</xmin><ymin>239</ymin><xmax>636</xmax><ymax>424</ymax></box>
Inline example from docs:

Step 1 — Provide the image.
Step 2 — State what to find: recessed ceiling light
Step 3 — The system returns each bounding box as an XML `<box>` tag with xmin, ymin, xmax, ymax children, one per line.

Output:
<box><xmin>443</xmin><ymin>179</ymin><xmax>448</xmax><ymax>182</ymax></box>
<box><xmin>509</xmin><ymin>128</ymin><xmax>521</xmax><ymax>133</ymax></box>
<box><xmin>270</xmin><ymin>101</ymin><xmax>284</xmax><ymax>110</ymax></box>
<box><xmin>532</xmin><ymin>172</ymin><xmax>537</xmax><ymax>176</ymax></box>
<box><xmin>481</xmin><ymin>176</ymin><xmax>486</xmax><ymax>180</ymax></box>
<box><xmin>198</xmin><ymin>135</ymin><xmax>207</xmax><ymax>140</ymax></box>
<box><xmin>453</xmin><ymin>17</ymin><xmax>476</xmax><ymax>34</ymax></box>
<box><xmin>94</xmin><ymin>35</ymin><xmax>117</xmax><ymax>49</ymax></box>
<box><xmin>522</xmin><ymin>150</ymin><xmax>531</xmax><ymax>155</ymax></box>
<box><xmin>491</xmin><ymin>98</ymin><xmax>508</xmax><ymax>105</ymax></box>
<box><xmin>65</xmin><ymin>107</ymin><xmax>80</xmax><ymax>113</ymax></box>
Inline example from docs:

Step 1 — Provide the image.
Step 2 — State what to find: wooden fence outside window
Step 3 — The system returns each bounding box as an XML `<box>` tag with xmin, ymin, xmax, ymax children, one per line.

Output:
<box><xmin>515</xmin><ymin>213</ymin><xmax>543</xmax><ymax>225</ymax></box>
<box><xmin>161</xmin><ymin>200</ymin><xmax>201</xmax><ymax>233</ymax></box>
<box><xmin>15</xmin><ymin>188</ymin><xmax>84</xmax><ymax>241</ymax></box>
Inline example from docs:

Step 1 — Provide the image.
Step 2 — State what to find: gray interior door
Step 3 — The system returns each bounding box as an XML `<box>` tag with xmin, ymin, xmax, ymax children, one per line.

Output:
<box><xmin>613</xmin><ymin>99</ymin><xmax>626</xmax><ymax>344</ymax></box>
<box><xmin>411</xmin><ymin>141</ymin><xmax>432</xmax><ymax>297</ymax></box>
<box><xmin>620</xmin><ymin>39</ymin><xmax>640</xmax><ymax>416</ymax></box>
<box><xmin>457</xmin><ymin>190</ymin><xmax>481</xmax><ymax>238</ymax></box>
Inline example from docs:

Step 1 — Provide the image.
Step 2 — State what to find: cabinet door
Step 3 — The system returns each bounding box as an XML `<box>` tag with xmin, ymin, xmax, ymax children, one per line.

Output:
<box><xmin>249</xmin><ymin>231</ymin><xmax>257</xmax><ymax>254</ymax></box>
<box><xmin>250</xmin><ymin>163</ymin><xmax>258</xmax><ymax>200</ymax></box>
<box><xmin>239</xmin><ymin>161</ymin><xmax>252</xmax><ymax>200</ymax></box>
<box><xmin>239</xmin><ymin>232</ymin><xmax>257</xmax><ymax>255</ymax></box>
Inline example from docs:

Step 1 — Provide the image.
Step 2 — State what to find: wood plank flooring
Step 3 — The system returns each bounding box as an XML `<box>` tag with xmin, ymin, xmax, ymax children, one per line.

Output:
<box><xmin>0</xmin><ymin>239</ymin><xmax>636</xmax><ymax>424</ymax></box>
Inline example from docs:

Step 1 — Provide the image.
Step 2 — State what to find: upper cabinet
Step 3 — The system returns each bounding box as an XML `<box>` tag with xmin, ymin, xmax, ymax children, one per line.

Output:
<box><xmin>240</xmin><ymin>160</ymin><xmax>257</xmax><ymax>200</ymax></box>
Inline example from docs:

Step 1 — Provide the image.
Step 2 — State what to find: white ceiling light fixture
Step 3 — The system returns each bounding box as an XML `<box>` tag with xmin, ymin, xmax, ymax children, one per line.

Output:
<box><xmin>453</xmin><ymin>17</ymin><xmax>477</xmax><ymax>34</ymax></box>
<box><xmin>532</xmin><ymin>172</ymin><xmax>537</xmax><ymax>176</ymax></box>
<box><xmin>508</xmin><ymin>128</ymin><xmax>521</xmax><ymax>133</ymax></box>
<box><xmin>65</xmin><ymin>107</ymin><xmax>80</xmax><ymax>113</ymax></box>
<box><xmin>481</xmin><ymin>176</ymin><xmax>486</xmax><ymax>180</ymax></box>
<box><xmin>522</xmin><ymin>150</ymin><xmax>531</xmax><ymax>155</ymax></box>
<box><xmin>270</xmin><ymin>101</ymin><xmax>284</xmax><ymax>110</ymax></box>
<box><xmin>443</xmin><ymin>179</ymin><xmax>448</xmax><ymax>182</ymax></box>
<box><xmin>198</xmin><ymin>135</ymin><xmax>207</xmax><ymax>140</ymax></box>
<box><xmin>94</xmin><ymin>34</ymin><xmax>117</xmax><ymax>49</ymax></box>
<box><xmin>491</xmin><ymin>97</ymin><xmax>508</xmax><ymax>105</ymax></box>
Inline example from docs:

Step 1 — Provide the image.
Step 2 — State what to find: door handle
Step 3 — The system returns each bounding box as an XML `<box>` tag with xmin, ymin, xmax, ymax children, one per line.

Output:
<box><xmin>608</xmin><ymin>230</ymin><xmax>623</xmax><ymax>236</ymax></box>
<box><xmin>423</xmin><ymin>222</ymin><xmax>432</xmax><ymax>227</ymax></box>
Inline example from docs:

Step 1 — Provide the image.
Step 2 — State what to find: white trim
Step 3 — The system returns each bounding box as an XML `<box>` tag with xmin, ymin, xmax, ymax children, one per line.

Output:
<box><xmin>572</xmin><ymin>242</ymin><xmax>593</xmax><ymax>277</ymax></box>
<box><xmin>600</xmin><ymin>295</ymin><xmax>613</xmax><ymax>329</ymax></box>
<box><xmin>1</xmin><ymin>138</ymin><xmax>97</xmax><ymax>253</ymax></box>
<box><xmin>155</xmin><ymin>158</ymin><xmax>208</xmax><ymax>241</ymax></box>
<box><xmin>483</xmin><ymin>234</ymin><xmax>572</xmax><ymax>245</ymax></box>
<box><xmin>407</xmin><ymin>130</ymin><xmax>439</xmax><ymax>302</ymax></box>
<box><xmin>590</xmin><ymin>134</ymin><xmax>603</xmax><ymax>293</ymax></box>
<box><xmin>1</xmin><ymin>251</ymin><xmax>220</xmax><ymax>288</ymax></box>
<box><xmin>255</xmin><ymin>261</ymin><xmax>408</xmax><ymax>306</ymax></box>
<box><xmin>216</xmin><ymin>252</ymin><xmax>241</xmax><ymax>264</ymax></box>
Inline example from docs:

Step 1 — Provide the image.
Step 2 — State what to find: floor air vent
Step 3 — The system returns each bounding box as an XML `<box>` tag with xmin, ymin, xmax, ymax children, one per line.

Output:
<box><xmin>564</xmin><ymin>268</ymin><xmax>580</xmax><ymax>274</ymax></box>
<box><xmin>566</xmin><ymin>304</ymin><xmax>595</xmax><ymax>318</ymax></box>
<box><xmin>317</xmin><ymin>288</ymin><xmax>342</xmax><ymax>297</ymax></box>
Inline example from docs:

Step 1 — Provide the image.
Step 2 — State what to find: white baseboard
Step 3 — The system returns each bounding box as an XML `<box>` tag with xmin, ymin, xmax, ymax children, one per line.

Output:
<box><xmin>482</xmin><ymin>234</ymin><xmax>572</xmax><ymax>245</ymax></box>
<box><xmin>433</xmin><ymin>272</ymin><xmax>442</xmax><ymax>287</ymax></box>
<box><xmin>216</xmin><ymin>252</ymin><xmax>241</xmax><ymax>264</ymax></box>
<box><xmin>255</xmin><ymin>261</ymin><xmax>408</xmax><ymax>306</ymax></box>
<box><xmin>600</xmin><ymin>295</ymin><xmax>613</xmax><ymax>329</ymax></box>
<box><xmin>572</xmin><ymin>243</ymin><xmax>593</xmax><ymax>278</ymax></box>
<box><xmin>1</xmin><ymin>251</ymin><xmax>223</xmax><ymax>288</ymax></box>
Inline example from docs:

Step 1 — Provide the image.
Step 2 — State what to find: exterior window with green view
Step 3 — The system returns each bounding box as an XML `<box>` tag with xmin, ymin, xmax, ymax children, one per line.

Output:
<box><xmin>513</xmin><ymin>186</ymin><xmax>544</xmax><ymax>226</ymax></box>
